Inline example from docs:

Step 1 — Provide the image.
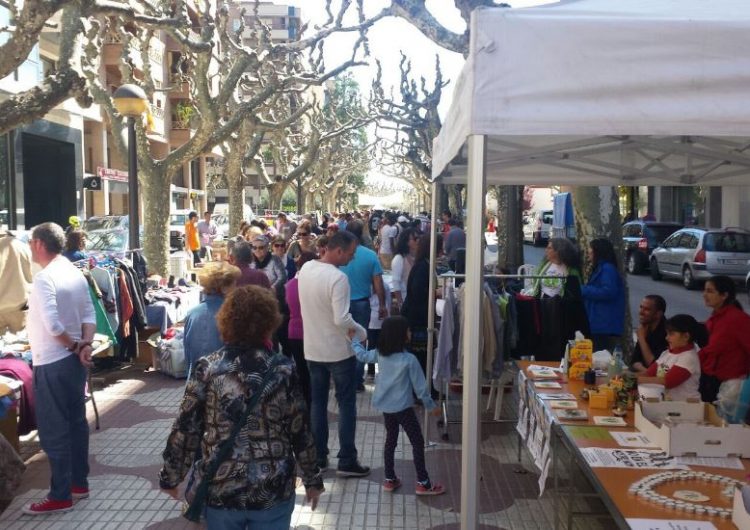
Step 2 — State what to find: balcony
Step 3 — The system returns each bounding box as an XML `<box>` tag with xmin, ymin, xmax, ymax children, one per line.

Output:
<box><xmin>169</xmin><ymin>123</ymin><xmax>191</xmax><ymax>145</ymax></box>
<box><xmin>168</xmin><ymin>73</ymin><xmax>190</xmax><ymax>98</ymax></box>
<box><xmin>103</xmin><ymin>31</ymin><xmax>165</xmax><ymax>73</ymax></box>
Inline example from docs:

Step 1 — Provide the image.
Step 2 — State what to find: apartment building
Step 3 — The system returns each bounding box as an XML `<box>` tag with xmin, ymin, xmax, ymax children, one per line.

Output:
<box><xmin>0</xmin><ymin>4</ymin><xmax>212</xmax><ymax>231</ymax></box>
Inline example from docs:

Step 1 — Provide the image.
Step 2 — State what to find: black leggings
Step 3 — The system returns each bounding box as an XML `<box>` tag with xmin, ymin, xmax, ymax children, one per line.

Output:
<box><xmin>383</xmin><ymin>407</ymin><xmax>429</xmax><ymax>483</ymax></box>
<box><xmin>285</xmin><ymin>339</ymin><xmax>311</xmax><ymax>408</ymax></box>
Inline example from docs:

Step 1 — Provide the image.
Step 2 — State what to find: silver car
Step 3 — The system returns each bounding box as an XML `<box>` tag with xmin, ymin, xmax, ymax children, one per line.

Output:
<box><xmin>650</xmin><ymin>227</ymin><xmax>750</xmax><ymax>289</ymax></box>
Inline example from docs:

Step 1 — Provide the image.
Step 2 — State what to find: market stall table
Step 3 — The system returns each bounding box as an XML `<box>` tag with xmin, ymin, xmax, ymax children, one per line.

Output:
<box><xmin>516</xmin><ymin>361</ymin><xmax>749</xmax><ymax>530</ymax></box>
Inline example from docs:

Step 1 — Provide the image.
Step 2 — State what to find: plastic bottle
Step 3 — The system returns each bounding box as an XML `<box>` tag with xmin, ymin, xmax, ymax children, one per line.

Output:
<box><xmin>608</xmin><ymin>346</ymin><xmax>623</xmax><ymax>382</ymax></box>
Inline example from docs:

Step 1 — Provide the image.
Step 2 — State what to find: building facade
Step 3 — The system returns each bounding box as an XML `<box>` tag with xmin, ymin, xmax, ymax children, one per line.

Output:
<box><xmin>0</xmin><ymin>4</ymin><xmax>211</xmax><ymax>232</ymax></box>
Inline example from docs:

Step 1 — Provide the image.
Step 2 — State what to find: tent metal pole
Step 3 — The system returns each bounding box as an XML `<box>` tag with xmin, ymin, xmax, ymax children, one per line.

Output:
<box><xmin>461</xmin><ymin>134</ymin><xmax>486</xmax><ymax>530</ymax></box>
<box><xmin>424</xmin><ymin>179</ymin><xmax>440</xmax><ymax>446</ymax></box>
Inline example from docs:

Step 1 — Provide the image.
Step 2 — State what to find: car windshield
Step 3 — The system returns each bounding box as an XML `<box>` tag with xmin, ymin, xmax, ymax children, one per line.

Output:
<box><xmin>646</xmin><ymin>225</ymin><xmax>681</xmax><ymax>244</ymax></box>
<box><xmin>86</xmin><ymin>231</ymin><xmax>128</xmax><ymax>252</ymax></box>
<box><xmin>704</xmin><ymin>232</ymin><xmax>750</xmax><ymax>252</ymax></box>
<box><xmin>170</xmin><ymin>214</ymin><xmax>188</xmax><ymax>226</ymax></box>
<box><xmin>82</xmin><ymin>217</ymin><xmax>127</xmax><ymax>231</ymax></box>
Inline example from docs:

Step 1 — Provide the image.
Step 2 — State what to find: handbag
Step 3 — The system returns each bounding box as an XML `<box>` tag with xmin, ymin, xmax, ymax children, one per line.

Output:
<box><xmin>183</xmin><ymin>352</ymin><xmax>286</xmax><ymax>522</ymax></box>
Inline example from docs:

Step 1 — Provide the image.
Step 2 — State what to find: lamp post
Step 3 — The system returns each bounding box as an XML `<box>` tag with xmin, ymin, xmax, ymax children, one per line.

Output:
<box><xmin>113</xmin><ymin>84</ymin><xmax>148</xmax><ymax>252</ymax></box>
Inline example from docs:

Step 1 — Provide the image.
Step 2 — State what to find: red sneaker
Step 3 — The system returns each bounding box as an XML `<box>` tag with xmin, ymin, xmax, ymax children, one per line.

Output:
<box><xmin>71</xmin><ymin>486</ymin><xmax>90</xmax><ymax>500</ymax></box>
<box><xmin>22</xmin><ymin>498</ymin><xmax>73</xmax><ymax>515</ymax></box>
<box><xmin>383</xmin><ymin>478</ymin><xmax>402</xmax><ymax>492</ymax></box>
<box><xmin>415</xmin><ymin>482</ymin><xmax>446</xmax><ymax>496</ymax></box>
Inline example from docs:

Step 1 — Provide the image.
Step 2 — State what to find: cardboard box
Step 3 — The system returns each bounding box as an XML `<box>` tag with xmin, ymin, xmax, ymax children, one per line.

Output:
<box><xmin>733</xmin><ymin>486</ymin><xmax>750</xmax><ymax>530</ymax></box>
<box><xmin>589</xmin><ymin>392</ymin><xmax>609</xmax><ymax>409</ymax></box>
<box><xmin>635</xmin><ymin>400</ymin><xmax>750</xmax><ymax>457</ymax></box>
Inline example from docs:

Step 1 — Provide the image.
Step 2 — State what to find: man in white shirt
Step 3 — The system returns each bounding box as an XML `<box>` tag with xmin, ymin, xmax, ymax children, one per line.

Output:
<box><xmin>298</xmin><ymin>230</ymin><xmax>370</xmax><ymax>477</ymax></box>
<box><xmin>23</xmin><ymin>223</ymin><xmax>96</xmax><ymax>515</ymax></box>
<box><xmin>378</xmin><ymin>213</ymin><xmax>398</xmax><ymax>270</ymax></box>
<box><xmin>196</xmin><ymin>210</ymin><xmax>218</xmax><ymax>260</ymax></box>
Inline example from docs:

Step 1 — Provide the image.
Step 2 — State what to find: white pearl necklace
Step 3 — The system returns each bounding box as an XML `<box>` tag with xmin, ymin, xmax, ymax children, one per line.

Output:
<box><xmin>627</xmin><ymin>471</ymin><xmax>743</xmax><ymax>520</ymax></box>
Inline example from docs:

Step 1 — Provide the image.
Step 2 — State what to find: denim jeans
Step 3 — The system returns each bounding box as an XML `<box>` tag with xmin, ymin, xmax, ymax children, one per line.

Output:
<box><xmin>307</xmin><ymin>356</ymin><xmax>358</xmax><ymax>468</ymax></box>
<box><xmin>33</xmin><ymin>354</ymin><xmax>89</xmax><ymax>501</ymax></box>
<box><xmin>349</xmin><ymin>299</ymin><xmax>371</xmax><ymax>385</ymax></box>
<box><xmin>205</xmin><ymin>496</ymin><xmax>295</xmax><ymax>530</ymax></box>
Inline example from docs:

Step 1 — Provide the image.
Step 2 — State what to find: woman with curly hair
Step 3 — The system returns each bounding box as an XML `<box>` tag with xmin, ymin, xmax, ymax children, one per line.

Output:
<box><xmin>63</xmin><ymin>230</ymin><xmax>87</xmax><ymax>262</ymax></box>
<box><xmin>183</xmin><ymin>261</ymin><xmax>241</xmax><ymax>377</ymax></box>
<box><xmin>159</xmin><ymin>285</ymin><xmax>324</xmax><ymax>527</ymax></box>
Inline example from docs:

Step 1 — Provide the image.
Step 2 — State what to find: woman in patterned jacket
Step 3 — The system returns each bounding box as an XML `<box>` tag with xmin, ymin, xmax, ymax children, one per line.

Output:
<box><xmin>159</xmin><ymin>285</ymin><xmax>323</xmax><ymax>529</ymax></box>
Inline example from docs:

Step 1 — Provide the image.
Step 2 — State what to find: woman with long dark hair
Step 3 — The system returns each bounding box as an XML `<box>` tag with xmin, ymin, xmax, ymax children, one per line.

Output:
<box><xmin>530</xmin><ymin>238</ymin><xmax>589</xmax><ymax>360</ymax></box>
<box><xmin>403</xmin><ymin>233</ymin><xmax>442</xmax><ymax>398</ymax></box>
<box><xmin>698</xmin><ymin>275</ymin><xmax>750</xmax><ymax>402</ymax></box>
<box><xmin>581</xmin><ymin>238</ymin><xmax>625</xmax><ymax>352</ymax></box>
<box><xmin>390</xmin><ymin>227</ymin><xmax>420</xmax><ymax>313</ymax></box>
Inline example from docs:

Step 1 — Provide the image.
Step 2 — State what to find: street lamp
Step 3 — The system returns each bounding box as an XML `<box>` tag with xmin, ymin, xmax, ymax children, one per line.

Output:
<box><xmin>113</xmin><ymin>84</ymin><xmax>148</xmax><ymax>252</ymax></box>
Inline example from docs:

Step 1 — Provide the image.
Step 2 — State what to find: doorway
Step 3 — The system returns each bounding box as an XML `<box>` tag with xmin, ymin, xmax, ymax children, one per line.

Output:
<box><xmin>22</xmin><ymin>133</ymin><xmax>76</xmax><ymax>228</ymax></box>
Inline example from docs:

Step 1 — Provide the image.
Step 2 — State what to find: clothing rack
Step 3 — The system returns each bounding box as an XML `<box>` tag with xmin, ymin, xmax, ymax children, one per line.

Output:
<box><xmin>431</xmin><ymin>271</ymin><xmax>569</xmax><ymax>442</ymax></box>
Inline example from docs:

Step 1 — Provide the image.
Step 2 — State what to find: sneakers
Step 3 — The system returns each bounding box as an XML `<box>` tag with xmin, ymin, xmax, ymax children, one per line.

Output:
<box><xmin>383</xmin><ymin>478</ymin><xmax>402</xmax><ymax>492</ymax></box>
<box><xmin>71</xmin><ymin>486</ymin><xmax>90</xmax><ymax>500</ymax></box>
<box><xmin>336</xmin><ymin>462</ymin><xmax>371</xmax><ymax>477</ymax></box>
<box><xmin>22</xmin><ymin>498</ymin><xmax>73</xmax><ymax>515</ymax></box>
<box><xmin>416</xmin><ymin>481</ymin><xmax>446</xmax><ymax>496</ymax></box>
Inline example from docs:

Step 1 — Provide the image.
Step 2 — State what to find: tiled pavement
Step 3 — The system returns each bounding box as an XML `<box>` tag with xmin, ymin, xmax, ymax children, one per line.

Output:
<box><xmin>0</xmin><ymin>367</ymin><xmax>613</xmax><ymax>529</ymax></box>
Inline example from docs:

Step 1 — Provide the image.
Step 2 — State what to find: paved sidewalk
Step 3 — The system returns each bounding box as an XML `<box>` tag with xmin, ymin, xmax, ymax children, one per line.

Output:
<box><xmin>0</xmin><ymin>368</ymin><xmax>610</xmax><ymax>529</ymax></box>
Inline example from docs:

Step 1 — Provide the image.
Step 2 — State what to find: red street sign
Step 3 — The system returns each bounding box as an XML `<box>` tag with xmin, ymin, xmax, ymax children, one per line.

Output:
<box><xmin>97</xmin><ymin>167</ymin><xmax>128</xmax><ymax>182</ymax></box>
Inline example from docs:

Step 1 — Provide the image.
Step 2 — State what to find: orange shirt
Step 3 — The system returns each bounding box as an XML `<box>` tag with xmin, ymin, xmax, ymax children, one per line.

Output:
<box><xmin>185</xmin><ymin>221</ymin><xmax>200</xmax><ymax>251</ymax></box>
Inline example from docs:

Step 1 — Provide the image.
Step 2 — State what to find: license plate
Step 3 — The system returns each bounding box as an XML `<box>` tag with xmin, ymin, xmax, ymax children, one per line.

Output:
<box><xmin>721</xmin><ymin>259</ymin><xmax>742</xmax><ymax>265</ymax></box>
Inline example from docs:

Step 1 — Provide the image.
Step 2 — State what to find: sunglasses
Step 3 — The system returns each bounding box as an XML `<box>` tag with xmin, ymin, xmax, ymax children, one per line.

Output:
<box><xmin>273</xmin><ymin>243</ymin><xmax>285</xmax><ymax>248</ymax></box>
<box><xmin>251</xmin><ymin>245</ymin><xmax>267</xmax><ymax>250</ymax></box>
<box><xmin>298</xmin><ymin>232</ymin><xmax>310</xmax><ymax>236</ymax></box>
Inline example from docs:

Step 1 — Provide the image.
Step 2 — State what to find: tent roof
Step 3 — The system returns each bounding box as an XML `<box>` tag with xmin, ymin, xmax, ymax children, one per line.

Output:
<box><xmin>432</xmin><ymin>0</ymin><xmax>750</xmax><ymax>185</ymax></box>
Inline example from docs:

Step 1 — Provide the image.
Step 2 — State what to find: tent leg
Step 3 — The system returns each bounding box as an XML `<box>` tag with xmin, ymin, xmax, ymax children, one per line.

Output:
<box><xmin>424</xmin><ymin>180</ymin><xmax>440</xmax><ymax>447</ymax></box>
<box><xmin>461</xmin><ymin>134</ymin><xmax>486</xmax><ymax>530</ymax></box>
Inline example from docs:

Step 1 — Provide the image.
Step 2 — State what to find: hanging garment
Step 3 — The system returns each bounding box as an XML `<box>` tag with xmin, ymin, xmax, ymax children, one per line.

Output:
<box><xmin>434</xmin><ymin>286</ymin><xmax>457</xmax><ymax>386</ymax></box>
<box><xmin>0</xmin><ymin>358</ymin><xmax>35</xmax><ymax>435</ymax></box>
<box><xmin>91</xmin><ymin>267</ymin><xmax>119</xmax><ymax>335</ymax></box>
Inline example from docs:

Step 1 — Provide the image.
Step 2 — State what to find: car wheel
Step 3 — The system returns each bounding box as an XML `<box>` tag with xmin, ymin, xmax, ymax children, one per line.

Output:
<box><xmin>627</xmin><ymin>253</ymin><xmax>644</xmax><ymax>275</ymax></box>
<box><xmin>682</xmin><ymin>266</ymin><xmax>697</xmax><ymax>290</ymax></box>
<box><xmin>650</xmin><ymin>258</ymin><xmax>662</xmax><ymax>281</ymax></box>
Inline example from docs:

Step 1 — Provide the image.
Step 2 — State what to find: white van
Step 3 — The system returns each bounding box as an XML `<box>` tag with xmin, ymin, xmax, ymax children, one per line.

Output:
<box><xmin>212</xmin><ymin>203</ymin><xmax>255</xmax><ymax>221</ymax></box>
<box><xmin>523</xmin><ymin>209</ymin><xmax>553</xmax><ymax>246</ymax></box>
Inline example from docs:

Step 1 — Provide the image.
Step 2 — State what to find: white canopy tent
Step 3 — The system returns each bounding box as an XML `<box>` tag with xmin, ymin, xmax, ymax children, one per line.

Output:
<box><xmin>427</xmin><ymin>1</ymin><xmax>750</xmax><ymax>528</ymax></box>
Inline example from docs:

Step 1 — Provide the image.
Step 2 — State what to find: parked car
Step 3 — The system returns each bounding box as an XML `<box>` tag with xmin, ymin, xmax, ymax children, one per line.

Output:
<box><xmin>85</xmin><ymin>228</ymin><xmax>143</xmax><ymax>257</ymax></box>
<box><xmin>649</xmin><ymin>227</ymin><xmax>750</xmax><ymax>289</ymax></box>
<box><xmin>81</xmin><ymin>215</ymin><xmax>129</xmax><ymax>232</ymax></box>
<box><xmin>211</xmin><ymin>213</ymin><xmax>229</xmax><ymax>239</ymax></box>
<box><xmin>622</xmin><ymin>220</ymin><xmax>682</xmax><ymax>274</ymax></box>
<box><xmin>169</xmin><ymin>210</ymin><xmax>191</xmax><ymax>250</ymax></box>
<box><xmin>523</xmin><ymin>209</ymin><xmax>553</xmax><ymax>246</ymax></box>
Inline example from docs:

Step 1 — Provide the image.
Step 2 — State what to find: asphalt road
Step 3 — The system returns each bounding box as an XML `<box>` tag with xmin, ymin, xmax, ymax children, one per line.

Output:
<box><xmin>485</xmin><ymin>240</ymin><xmax>717</xmax><ymax>326</ymax></box>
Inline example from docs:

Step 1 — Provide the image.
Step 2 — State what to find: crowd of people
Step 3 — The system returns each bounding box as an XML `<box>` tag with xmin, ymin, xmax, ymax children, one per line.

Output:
<box><xmin>11</xmin><ymin>210</ymin><xmax>750</xmax><ymax>528</ymax></box>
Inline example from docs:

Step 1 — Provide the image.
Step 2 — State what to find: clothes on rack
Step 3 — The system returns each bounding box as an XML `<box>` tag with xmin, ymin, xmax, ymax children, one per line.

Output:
<box><xmin>0</xmin><ymin>358</ymin><xmax>35</xmax><ymax>435</ymax></box>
